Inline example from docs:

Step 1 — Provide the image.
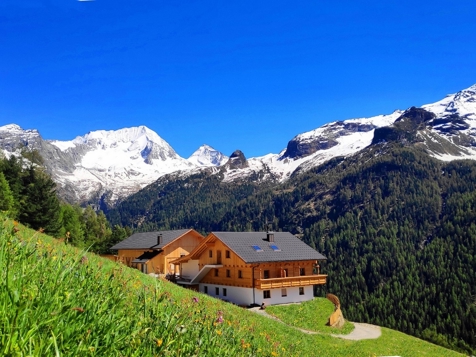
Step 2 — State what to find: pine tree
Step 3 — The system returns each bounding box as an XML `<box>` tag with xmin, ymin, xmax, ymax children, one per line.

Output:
<box><xmin>59</xmin><ymin>204</ymin><xmax>84</xmax><ymax>246</ymax></box>
<box><xmin>0</xmin><ymin>172</ymin><xmax>14</xmax><ymax>214</ymax></box>
<box><xmin>20</xmin><ymin>166</ymin><xmax>61</xmax><ymax>235</ymax></box>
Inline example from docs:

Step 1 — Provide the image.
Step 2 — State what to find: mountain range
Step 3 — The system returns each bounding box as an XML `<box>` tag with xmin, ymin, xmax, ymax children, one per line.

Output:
<box><xmin>2</xmin><ymin>84</ymin><xmax>476</xmax><ymax>353</ymax></box>
<box><xmin>1</xmin><ymin>84</ymin><xmax>476</xmax><ymax>208</ymax></box>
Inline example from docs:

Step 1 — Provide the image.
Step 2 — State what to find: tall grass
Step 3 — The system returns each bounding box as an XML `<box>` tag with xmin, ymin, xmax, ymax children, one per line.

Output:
<box><xmin>0</xmin><ymin>218</ymin><xmax>258</xmax><ymax>356</ymax></box>
<box><xmin>0</xmin><ymin>215</ymin><xmax>465</xmax><ymax>356</ymax></box>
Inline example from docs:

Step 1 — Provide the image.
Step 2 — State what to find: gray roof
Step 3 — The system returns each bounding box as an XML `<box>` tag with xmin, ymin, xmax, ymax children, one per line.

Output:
<box><xmin>110</xmin><ymin>229</ymin><xmax>192</xmax><ymax>250</ymax></box>
<box><xmin>212</xmin><ymin>231</ymin><xmax>326</xmax><ymax>263</ymax></box>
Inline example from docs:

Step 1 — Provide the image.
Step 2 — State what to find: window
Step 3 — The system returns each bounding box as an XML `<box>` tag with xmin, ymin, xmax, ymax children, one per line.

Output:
<box><xmin>283</xmin><ymin>268</ymin><xmax>288</xmax><ymax>277</ymax></box>
<box><xmin>299</xmin><ymin>287</ymin><xmax>304</xmax><ymax>295</ymax></box>
<box><xmin>281</xmin><ymin>288</ymin><xmax>287</xmax><ymax>297</ymax></box>
<box><xmin>252</xmin><ymin>245</ymin><xmax>263</xmax><ymax>252</ymax></box>
<box><xmin>238</xmin><ymin>270</ymin><xmax>243</xmax><ymax>278</ymax></box>
<box><xmin>215</xmin><ymin>287</ymin><xmax>219</xmax><ymax>295</ymax></box>
<box><xmin>223</xmin><ymin>288</ymin><xmax>227</xmax><ymax>297</ymax></box>
<box><xmin>226</xmin><ymin>269</ymin><xmax>231</xmax><ymax>278</ymax></box>
<box><xmin>300</xmin><ymin>267</ymin><xmax>306</xmax><ymax>276</ymax></box>
<box><xmin>204</xmin><ymin>286</ymin><xmax>208</xmax><ymax>294</ymax></box>
<box><xmin>263</xmin><ymin>270</ymin><xmax>270</xmax><ymax>279</ymax></box>
<box><xmin>270</xmin><ymin>244</ymin><xmax>281</xmax><ymax>251</ymax></box>
<box><xmin>263</xmin><ymin>290</ymin><xmax>271</xmax><ymax>299</ymax></box>
<box><xmin>209</xmin><ymin>250</ymin><xmax>213</xmax><ymax>258</ymax></box>
<box><xmin>225</xmin><ymin>250</ymin><xmax>230</xmax><ymax>258</ymax></box>
<box><xmin>214</xmin><ymin>269</ymin><xmax>219</xmax><ymax>277</ymax></box>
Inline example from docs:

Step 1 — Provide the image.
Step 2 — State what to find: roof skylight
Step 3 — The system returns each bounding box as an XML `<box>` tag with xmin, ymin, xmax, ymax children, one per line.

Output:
<box><xmin>252</xmin><ymin>245</ymin><xmax>263</xmax><ymax>252</ymax></box>
<box><xmin>270</xmin><ymin>245</ymin><xmax>281</xmax><ymax>251</ymax></box>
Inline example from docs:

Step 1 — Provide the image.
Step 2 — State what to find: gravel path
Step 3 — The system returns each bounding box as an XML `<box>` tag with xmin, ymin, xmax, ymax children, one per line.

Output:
<box><xmin>249</xmin><ymin>307</ymin><xmax>381</xmax><ymax>341</ymax></box>
<box><xmin>331</xmin><ymin>322</ymin><xmax>381</xmax><ymax>340</ymax></box>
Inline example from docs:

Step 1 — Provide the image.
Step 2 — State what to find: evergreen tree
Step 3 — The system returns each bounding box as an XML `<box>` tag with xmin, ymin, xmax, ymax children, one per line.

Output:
<box><xmin>20</xmin><ymin>166</ymin><xmax>61</xmax><ymax>235</ymax></box>
<box><xmin>0</xmin><ymin>172</ymin><xmax>14</xmax><ymax>214</ymax></box>
<box><xmin>59</xmin><ymin>204</ymin><xmax>84</xmax><ymax>246</ymax></box>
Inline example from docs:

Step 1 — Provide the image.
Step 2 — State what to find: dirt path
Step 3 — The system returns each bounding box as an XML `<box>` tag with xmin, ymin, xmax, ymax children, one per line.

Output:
<box><xmin>249</xmin><ymin>307</ymin><xmax>381</xmax><ymax>340</ymax></box>
<box><xmin>331</xmin><ymin>322</ymin><xmax>381</xmax><ymax>340</ymax></box>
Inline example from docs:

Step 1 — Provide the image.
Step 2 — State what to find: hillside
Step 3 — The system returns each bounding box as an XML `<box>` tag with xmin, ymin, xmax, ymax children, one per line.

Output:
<box><xmin>0</xmin><ymin>215</ymin><xmax>463</xmax><ymax>356</ymax></box>
<box><xmin>107</xmin><ymin>142</ymin><xmax>476</xmax><ymax>354</ymax></box>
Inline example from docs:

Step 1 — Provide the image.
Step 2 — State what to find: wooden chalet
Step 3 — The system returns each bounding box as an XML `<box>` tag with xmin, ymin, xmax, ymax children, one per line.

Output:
<box><xmin>110</xmin><ymin>229</ymin><xmax>205</xmax><ymax>275</ymax></box>
<box><xmin>171</xmin><ymin>231</ymin><xmax>327</xmax><ymax>306</ymax></box>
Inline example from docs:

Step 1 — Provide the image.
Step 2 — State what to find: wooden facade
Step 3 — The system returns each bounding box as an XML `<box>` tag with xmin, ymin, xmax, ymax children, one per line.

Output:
<box><xmin>115</xmin><ymin>230</ymin><xmax>204</xmax><ymax>275</ymax></box>
<box><xmin>173</xmin><ymin>232</ymin><xmax>327</xmax><ymax>305</ymax></box>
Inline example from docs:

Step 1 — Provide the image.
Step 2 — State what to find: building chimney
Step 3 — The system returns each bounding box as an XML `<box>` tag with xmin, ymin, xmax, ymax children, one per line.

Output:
<box><xmin>267</xmin><ymin>232</ymin><xmax>274</xmax><ymax>242</ymax></box>
<box><xmin>157</xmin><ymin>233</ymin><xmax>162</xmax><ymax>245</ymax></box>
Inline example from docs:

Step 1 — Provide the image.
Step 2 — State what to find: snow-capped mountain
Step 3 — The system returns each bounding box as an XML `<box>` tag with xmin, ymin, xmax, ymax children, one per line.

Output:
<box><xmin>422</xmin><ymin>84</ymin><xmax>476</xmax><ymax>120</ymax></box>
<box><xmin>220</xmin><ymin>84</ymin><xmax>476</xmax><ymax>183</ymax></box>
<box><xmin>188</xmin><ymin>144</ymin><xmax>228</xmax><ymax>167</ymax></box>
<box><xmin>0</xmin><ymin>125</ymin><xmax>222</xmax><ymax>206</ymax></box>
<box><xmin>2</xmin><ymin>83</ymin><xmax>476</xmax><ymax>207</ymax></box>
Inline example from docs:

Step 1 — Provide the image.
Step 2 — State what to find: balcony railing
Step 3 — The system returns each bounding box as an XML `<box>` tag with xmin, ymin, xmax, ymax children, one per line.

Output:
<box><xmin>254</xmin><ymin>274</ymin><xmax>327</xmax><ymax>290</ymax></box>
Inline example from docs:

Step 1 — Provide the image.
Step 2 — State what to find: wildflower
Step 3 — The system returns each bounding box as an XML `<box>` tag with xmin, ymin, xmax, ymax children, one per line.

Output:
<box><xmin>192</xmin><ymin>297</ymin><xmax>199</xmax><ymax>303</ymax></box>
<box><xmin>271</xmin><ymin>352</ymin><xmax>278</xmax><ymax>356</ymax></box>
<box><xmin>156</xmin><ymin>339</ymin><xmax>163</xmax><ymax>347</ymax></box>
<box><xmin>216</xmin><ymin>330</ymin><xmax>222</xmax><ymax>335</ymax></box>
<box><xmin>215</xmin><ymin>310</ymin><xmax>224</xmax><ymax>323</ymax></box>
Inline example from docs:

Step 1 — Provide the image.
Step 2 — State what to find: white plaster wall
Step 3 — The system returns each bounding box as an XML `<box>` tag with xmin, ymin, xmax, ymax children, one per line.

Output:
<box><xmin>199</xmin><ymin>284</ymin><xmax>314</xmax><ymax>306</ymax></box>
<box><xmin>181</xmin><ymin>260</ymin><xmax>199</xmax><ymax>279</ymax></box>
<box><xmin>256</xmin><ymin>285</ymin><xmax>314</xmax><ymax>306</ymax></box>
<box><xmin>199</xmin><ymin>284</ymin><xmax>254</xmax><ymax>306</ymax></box>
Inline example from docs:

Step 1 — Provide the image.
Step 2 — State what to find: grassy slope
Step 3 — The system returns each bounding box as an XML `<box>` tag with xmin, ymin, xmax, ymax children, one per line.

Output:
<box><xmin>0</xmin><ymin>216</ymin><xmax>464</xmax><ymax>357</ymax></box>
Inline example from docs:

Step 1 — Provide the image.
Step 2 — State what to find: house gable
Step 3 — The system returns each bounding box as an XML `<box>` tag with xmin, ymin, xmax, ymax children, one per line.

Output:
<box><xmin>111</xmin><ymin>229</ymin><xmax>205</xmax><ymax>275</ymax></box>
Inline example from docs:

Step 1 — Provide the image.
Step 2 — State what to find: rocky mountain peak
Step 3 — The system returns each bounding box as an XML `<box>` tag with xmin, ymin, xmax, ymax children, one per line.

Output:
<box><xmin>188</xmin><ymin>144</ymin><xmax>228</xmax><ymax>167</ymax></box>
<box><xmin>226</xmin><ymin>150</ymin><xmax>249</xmax><ymax>170</ymax></box>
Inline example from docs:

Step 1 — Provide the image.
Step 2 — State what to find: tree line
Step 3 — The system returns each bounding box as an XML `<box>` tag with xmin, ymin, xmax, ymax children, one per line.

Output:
<box><xmin>0</xmin><ymin>152</ymin><xmax>130</xmax><ymax>253</ymax></box>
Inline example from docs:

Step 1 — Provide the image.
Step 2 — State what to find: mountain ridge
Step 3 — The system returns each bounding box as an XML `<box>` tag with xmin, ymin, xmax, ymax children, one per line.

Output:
<box><xmin>1</xmin><ymin>83</ymin><xmax>476</xmax><ymax>207</ymax></box>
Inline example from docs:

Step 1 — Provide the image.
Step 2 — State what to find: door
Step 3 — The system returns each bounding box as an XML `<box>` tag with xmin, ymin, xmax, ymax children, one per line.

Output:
<box><xmin>217</xmin><ymin>250</ymin><xmax>222</xmax><ymax>264</ymax></box>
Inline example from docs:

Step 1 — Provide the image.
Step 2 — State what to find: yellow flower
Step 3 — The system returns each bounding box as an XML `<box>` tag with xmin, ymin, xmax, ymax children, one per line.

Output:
<box><xmin>271</xmin><ymin>352</ymin><xmax>278</xmax><ymax>356</ymax></box>
<box><xmin>156</xmin><ymin>339</ymin><xmax>163</xmax><ymax>347</ymax></box>
<box><xmin>216</xmin><ymin>330</ymin><xmax>222</xmax><ymax>335</ymax></box>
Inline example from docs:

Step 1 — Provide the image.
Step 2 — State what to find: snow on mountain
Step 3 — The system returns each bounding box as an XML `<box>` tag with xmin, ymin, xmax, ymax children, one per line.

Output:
<box><xmin>221</xmin><ymin>110</ymin><xmax>404</xmax><ymax>183</ymax></box>
<box><xmin>222</xmin><ymin>83</ymin><xmax>476</xmax><ymax>183</ymax></box>
<box><xmin>0</xmin><ymin>124</ymin><xmax>42</xmax><ymax>153</ymax></box>
<box><xmin>3</xmin><ymin>83</ymin><xmax>476</xmax><ymax>207</ymax></box>
<box><xmin>188</xmin><ymin>144</ymin><xmax>228</xmax><ymax>167</ymax></box>
<box><xmin>418</xmin><ymin>84</ymin><xmax>476</xmax><ymax>161</ymax></box>
<box><xmin>422</xmin><ymin>84</ymin><xmax>476</xmax><ymax>120</ymax></box>
<box><xmin>49</xmin><ymin>125</ymin><xmax>195</xmax><ymax>204</ymax></box>
<box><xmin>0</xmin><ymin>124</ymin><xmax>197</xmax><ymax>205</ymax></box>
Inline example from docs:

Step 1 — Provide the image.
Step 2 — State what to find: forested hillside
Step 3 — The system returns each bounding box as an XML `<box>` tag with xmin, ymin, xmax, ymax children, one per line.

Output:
<box><xmin>108</xmin><ymin>143</ymin><xmax>476</xmax><ymax>354</ymax></box>
<box><xmin>0</xmin><ymin>154</ymin><xmax>130</xmax><ymax>253</ymax></box>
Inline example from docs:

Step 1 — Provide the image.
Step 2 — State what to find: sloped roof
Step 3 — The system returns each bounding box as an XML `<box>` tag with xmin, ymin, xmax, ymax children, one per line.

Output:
<box><xmin>212</xmin><ymin>232</ymin><xmax>326</xmax><ymax>263</ymax></box>
<box><xmin>110</xmin><ymin>229</ymin><xmax>194</xmax><ymax>250</ymax></box>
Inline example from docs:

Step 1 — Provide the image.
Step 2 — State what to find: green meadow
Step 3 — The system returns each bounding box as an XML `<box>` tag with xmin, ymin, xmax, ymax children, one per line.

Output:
<box><xmin>0</xmin><ymin>215</ymin><xmax>464</xmax><ymax>356</ymax></box>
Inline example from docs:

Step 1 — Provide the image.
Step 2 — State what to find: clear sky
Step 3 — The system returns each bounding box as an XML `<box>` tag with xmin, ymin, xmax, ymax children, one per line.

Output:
<box><xmin>1</xmin><ymin>0</ymin><xmax>475</xmax><ymax>158</ymax></box>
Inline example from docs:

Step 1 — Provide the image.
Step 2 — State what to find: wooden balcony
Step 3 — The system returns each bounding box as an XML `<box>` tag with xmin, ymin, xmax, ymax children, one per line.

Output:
<box><xmin>254</xmin><ymin>274</ymin><xmax>327</xmax><ymax>290</ymax></box>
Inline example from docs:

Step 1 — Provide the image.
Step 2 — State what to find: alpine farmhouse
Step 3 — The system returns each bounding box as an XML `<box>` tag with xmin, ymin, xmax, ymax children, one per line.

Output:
<box><xmin>171</xmin><ymin>231</ymin><xmax>327</xmax><ymax>306</ymax></box>
<box><xmin>110</xmin><ymin>229</ymin><xmax>205</xmax><ymax>275</ymax></box>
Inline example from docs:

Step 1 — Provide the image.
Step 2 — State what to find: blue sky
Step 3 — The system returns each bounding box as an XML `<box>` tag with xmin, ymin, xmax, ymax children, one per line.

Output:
<box><xmin>1</xmin><ymin>1</ymin><xmax>475</xmax><ymax>158</ymax></box>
